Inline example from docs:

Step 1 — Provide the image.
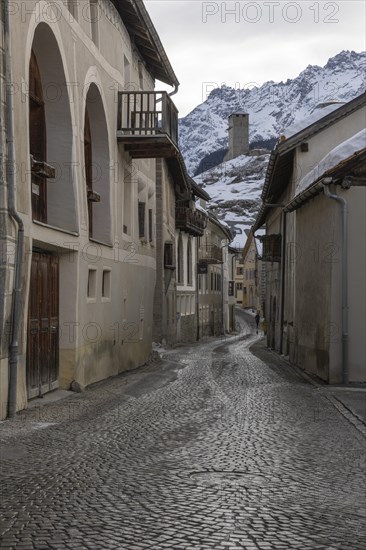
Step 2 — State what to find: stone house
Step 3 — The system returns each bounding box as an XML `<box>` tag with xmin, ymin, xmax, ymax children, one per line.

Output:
<box><xmin>253</xmin><ymin>92</ymin><xmax>366</xmax><ymax>383</ymax></box>
<box><xmin>175</xmin><ymin>182</ymin><xmax>210</xmax><ymax>344</ymax></box>
<box><xmin>153</xmin><ymin>160</ymin><xmax>208</xmax><ymax>346</ymax></box>
<box><xmin>0</xmin><ymin>0</ymin><xmax>182</xmax><ymax>418</ymax></box>
<box><xmin>233</xmin><ymin>253</ymin><xmax>244</xmax><ymax>306</ymax></box>
<box><xmin>241</xmin><ymin>230</ymin><xmax>263</xmax><ymax>313</ymax></box>
<box><xmin>197</xmin><ymin>208</ymin><xmax>233</xmax><ymax>337</ymax></box>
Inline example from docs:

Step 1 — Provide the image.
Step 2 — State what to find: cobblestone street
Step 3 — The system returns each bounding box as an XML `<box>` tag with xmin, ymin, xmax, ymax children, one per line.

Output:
<box><xmin>1</xmin><ymin>314</ymin><xmax>365</xmax><ymax>550</ymax></box>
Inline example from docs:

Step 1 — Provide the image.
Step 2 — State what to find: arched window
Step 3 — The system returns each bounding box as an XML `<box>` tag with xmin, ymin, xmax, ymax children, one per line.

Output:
<box><xmin>67</xmin><ymin>0</ymin><xmax>78</xmax><ymax>19</ymax></box>
<box><xmin>29</xmin><ymin>50</ymin><xmax>47</xmax><ymax>222</ymax></box>
<box><xmin>177</xmin><ymin>234</ymin><xmax>183</xmax><ymax>284</ymax></box>
<box><xmin>29</xmin><ymin>24</ymin><xmax>75</xmax><ymax>230</ymax></box>
<box><xmin>84</xmin><ymin>84</ymin><xmax>111</xmax><ymax>244</ymax></box>
<box><xmin>187</xmin><ymin>238</ymin><xmax>192</xmax><ymax>285</ymax></box>
<box><xmin>90</xmin><ymin>0</ymin><xmax>99</xmax><ymax>46</ymax></box>
<box><xmin>84</xmin><ymin>108</ymin><xmax>94</xmax><ymax>237</ymax></box>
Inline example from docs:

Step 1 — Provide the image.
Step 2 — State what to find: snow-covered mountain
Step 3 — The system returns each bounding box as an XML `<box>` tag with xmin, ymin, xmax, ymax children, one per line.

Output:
<box><xmin>194</xmin><ymin>152</ymin><xmax>270</xmax><ymax>248</ymax></box>
<box><xmin>180</xmin><ymin>50</ymin><xmax>365</xmax><ymax>176</ymax></box>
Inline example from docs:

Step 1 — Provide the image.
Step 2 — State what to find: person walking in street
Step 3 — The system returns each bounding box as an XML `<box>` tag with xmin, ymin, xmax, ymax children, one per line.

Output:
<box><xmin>255</xmin><ymin>312</ymin><xmax>260</xmax><ymax>334</ymax></box>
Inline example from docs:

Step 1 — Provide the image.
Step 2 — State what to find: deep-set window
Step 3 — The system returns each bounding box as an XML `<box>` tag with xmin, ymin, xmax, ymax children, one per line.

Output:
<box><xmin>177</xmin><ymin>235</ymin><xmax>183</xmax><ymax>283</ymax></box>
<box><xmin>29</xmin><ymin>50</ymin><xmax>47</xmax><ymax>223</ymax></box>
<box><xmin>102</xmin><ymin>270</ymin><xmax>111</xmax><ymax>299</ymax></box>
<box><xmin>164</xmin><ymin>242</ymin><xmax>174</xmax><ymax>268</ymax></box>
<box><xmin>90</xmin><ymin>0</ymin><xmax>99</xmax><ymax>46</ymax></box>
<box><xmin>187</xmin><ymin>238</ymin><xmax>192</xmax><ymax>285</ymax></box>
<box><xmin>138</xmin><ymin>201</ymin><xmax>146</xmax><ymax>239</ymax></box>
<box><xmin>148</xmin><ymin>209</ymin><xmax>153</xmax><ymax>243</ymax></box>
<box><xmin>87</xmin><ymin>269</ymin><xmax>97</xmax><ymax>299</ymax></box>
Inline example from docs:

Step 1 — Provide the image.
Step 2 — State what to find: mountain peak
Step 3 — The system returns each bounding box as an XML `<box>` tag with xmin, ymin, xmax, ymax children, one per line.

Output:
<box><xmin>179</xmin><ymin>50</ymin><xmax>365</xmax><ymax>175</ymax></box>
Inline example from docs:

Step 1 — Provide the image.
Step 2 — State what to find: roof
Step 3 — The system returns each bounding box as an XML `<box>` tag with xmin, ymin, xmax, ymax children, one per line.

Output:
<box><xmin>208</xmin><ymin>214</ymin><xmax>234</xmax><ymax>242</ymax></box>
<box><xmin>284</xmin><ymin>147</ymin><xmax>366</xmax><ymax>213</ymax></box>
<box><xmin>253</xmin><ymin>91</ymin><xmax>366</xmax><ymax>231</ymax></box>
<box><xmin>295</xmin><ymin>128</ymin><xmax>366</xmax><ymax>197</ymax></box>
<box><xmin>113</xmin><ymin>0</ymin><xmax>179</xmax><ymax>88</ymax></box>
<box><xmin>191</xmin><ymin>180</ymin><xmax>211</xmax><ymax>201</ymax></box>
<box><xmin>275</xmin><ymin>92</ymin><xmax>365</xmax><ymax>157</ymax></box>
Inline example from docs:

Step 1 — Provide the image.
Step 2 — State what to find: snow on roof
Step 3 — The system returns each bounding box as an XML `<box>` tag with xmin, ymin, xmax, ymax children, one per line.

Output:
<box><xmin>295</xmin><ymin>129</ymin><xmax>366</xmax><ymax>197</ymax></box>
<box><xmin>284</xmin><ymin>102</ymin><xmax>345</xmax><ymax>139</ymax></box>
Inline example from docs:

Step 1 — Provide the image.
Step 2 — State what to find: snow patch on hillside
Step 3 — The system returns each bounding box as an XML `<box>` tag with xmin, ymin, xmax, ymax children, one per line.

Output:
<box><xmin>194</xmin><ymin>153</ymin><xmax>270</xmax><ymax>248</ymax></box>
<box><xmin>180</xmin><ymin>51</ymin><xmax>365</xmax><ymax>175</ymax></box>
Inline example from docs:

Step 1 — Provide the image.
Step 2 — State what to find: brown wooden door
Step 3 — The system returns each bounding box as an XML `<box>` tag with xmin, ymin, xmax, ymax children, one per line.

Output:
<box><xmin>27</xmin><ymin>251</ymin><xmax>59</xmax><ymax>399</ymax></box>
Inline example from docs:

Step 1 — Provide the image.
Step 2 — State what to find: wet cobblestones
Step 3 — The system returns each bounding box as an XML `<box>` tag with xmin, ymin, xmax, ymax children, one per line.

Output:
<box><xmin>0</xmin><ymin>319</ymin><xmax>365</xmax><ymax>549</ymax></box>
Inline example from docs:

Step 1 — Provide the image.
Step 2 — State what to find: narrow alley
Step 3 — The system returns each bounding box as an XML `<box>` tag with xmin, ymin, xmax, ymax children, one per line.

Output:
<box><xmin>0</xmin><ymin>314</ymin><xmax>365</xmax><ymax>550</ymax></box>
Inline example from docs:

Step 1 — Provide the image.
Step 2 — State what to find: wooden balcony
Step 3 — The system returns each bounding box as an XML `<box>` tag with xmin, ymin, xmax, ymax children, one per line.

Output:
<box><xmin>261</xmin><ymin>234</ymin><xmax>282</xmax><ymax>262</ymax></box>
<box><xmin>117</xmin><ymin>91</ymin><xmax>178</xmax><ymax>158</ymax></box>
<box><xmin>176</xmin><ymin>207</ymin><xmax>206</xmax><ymax>237</ymax></box>
<box><xmin>199</xmin><ymin>244</ymin><xmax>223</xmax><ymax>264</ymax></box>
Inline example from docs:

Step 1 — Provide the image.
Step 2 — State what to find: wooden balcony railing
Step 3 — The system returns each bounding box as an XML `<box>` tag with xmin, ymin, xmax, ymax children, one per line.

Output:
<box><xmin>117</xmin><ymin>91</ymin><xmax>178</xmax><ymax>158</ymax></box>
<box><xmin>261</xmin><ymin>234</ymin><xmax>282</xmax><ymax>262</ymax></box>
<box><xmin>199</xmin><ymin>244</ymin><xmax>223</xmax><ymax>264</ymax></box>
<box><xmin>176</xmin><ymin>207</ymin><xmax>206</xmax><ymax>237</ymax></box>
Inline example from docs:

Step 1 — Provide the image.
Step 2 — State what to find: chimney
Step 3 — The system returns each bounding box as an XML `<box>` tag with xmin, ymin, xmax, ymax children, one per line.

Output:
<box><xmin>225</xmin><ymin>113</ymin><xmax>249</xmax><ymax>161</ymax></box>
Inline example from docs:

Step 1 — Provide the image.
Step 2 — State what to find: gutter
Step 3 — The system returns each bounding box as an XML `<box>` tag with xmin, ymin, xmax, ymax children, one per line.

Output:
<box><xmin>169</xmin><ymin>84</ymin><xmax>179</xmax><ymax>97</ymax></box>
<box><xmin>322</xmin><ymin>180</ymin><xmax>349</xmax><ymax>385</ymax></box>
<box><xmin>3</xmin><ymin>0</ymin><xmax>25</xmax><ymax>418</ymax></box>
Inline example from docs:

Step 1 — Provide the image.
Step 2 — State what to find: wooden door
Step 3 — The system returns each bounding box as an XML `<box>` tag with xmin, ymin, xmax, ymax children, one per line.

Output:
<box><xmin>27</xmin><ymin>251</ymin><xmax>59</xmax><ymax>399</ymax></box>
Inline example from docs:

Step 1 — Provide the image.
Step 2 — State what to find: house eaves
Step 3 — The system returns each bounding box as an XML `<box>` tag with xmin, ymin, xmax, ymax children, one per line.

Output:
<box><xmin>278</xmin><ymin>91</ymin><xmax>366</xmax><ymax>155</ymax></box>
<box><xmin>166</xmin><ymin>150</ymin><xmax>192</xmax><ymax>199</ymax></box>
<box><xmin>191</xmin><ymin>180</ymin><xmax>211</xmax><ymax>201</ymax></box>
<box><xmin>284</xmin><ymin>148</ymin><xmax>366</xmax><ymax>213</ymax></box>
<box><xmin>208</xmin><ymin>214</ymin><xmax>234</xmax><ymax>242</ymax></box>
<box><xmin>242</xmin><ymin>231</ymin><xmax>254</xmax><ymax>262</ymax></box>
<box><xmin>256</xmin><ymin>92</ymin><xmax>366</xmax><ymax>231</ymax></box>
<box><xmin>112</xmin><ymin>0</ymin><xmax>179</xmax><ymax>88</ymax></box>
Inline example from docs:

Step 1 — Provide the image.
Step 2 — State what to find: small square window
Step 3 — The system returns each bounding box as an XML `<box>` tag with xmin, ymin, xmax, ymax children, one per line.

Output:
<box><xmin>87</xmin><ymin>268</ymin><xmax>97</xmax><ymax>299</ymax></box>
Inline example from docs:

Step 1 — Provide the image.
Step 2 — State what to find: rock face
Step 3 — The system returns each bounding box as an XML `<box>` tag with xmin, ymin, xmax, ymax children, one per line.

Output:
<box><xmin>180</xmin><ymin>50</ymin><xmax>365</xmax><ymax>176</ymax></box>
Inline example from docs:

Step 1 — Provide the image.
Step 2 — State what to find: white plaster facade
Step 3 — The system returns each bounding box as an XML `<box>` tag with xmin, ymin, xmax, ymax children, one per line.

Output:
<box><xmin>254</xmin><ymin>94</ymin><xmax>366</xmax><ymax>383</ymax></box>
<box><xmin>0</xmin><ymin>0</ymin><xmax>179</xmax><ymax>418</ymax></box>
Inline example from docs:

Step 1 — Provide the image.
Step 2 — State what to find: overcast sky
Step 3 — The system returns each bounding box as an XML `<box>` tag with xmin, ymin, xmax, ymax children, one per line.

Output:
<box><xmin>146</xmin><ymin>1</ymin><xmax>366</xmax><ymax>117</ymax></box>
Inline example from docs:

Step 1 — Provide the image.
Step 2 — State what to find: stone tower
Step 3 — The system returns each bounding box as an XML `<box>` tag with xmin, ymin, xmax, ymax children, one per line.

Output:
<box><xmin>225</xmin><ymin>113</ymin><xmax>249</xmax><ymax>161</ymax></box>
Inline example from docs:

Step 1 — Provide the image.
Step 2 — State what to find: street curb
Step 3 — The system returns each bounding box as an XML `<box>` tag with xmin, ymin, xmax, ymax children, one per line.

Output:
<box><xmin>249</xmin><ymin>340</ymin><xmax>366</xmax><ymax>438</ymax></box>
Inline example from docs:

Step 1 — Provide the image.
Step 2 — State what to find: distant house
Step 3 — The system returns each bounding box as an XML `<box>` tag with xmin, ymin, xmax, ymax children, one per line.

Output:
<box><xmin>241</xmin><ymin>231</ymin><xmax>263</xmax><ymax>314</ymax></box>
<box><xmin>253</xmin><ymin>92</ymin><xmax>366</xmax><ymax>383</ymax></box>
<box><xmin>234</xmin><ymin>254</ymin><xmax>244</xmax><ymax>306</ymax></box>
<box><xmin>153</xmin><ymin>157</ymin><xmax>208</xmax><ymax>346</ymax></box>
<box><xmin>175</xmin><ymin>182</ymin><xmax>210</xmax><ymax>343</ymax></box>
<box><xmin>197</xmin><ymin>206</ymin><xmax>233</xmax><ymax>337</ymax></box>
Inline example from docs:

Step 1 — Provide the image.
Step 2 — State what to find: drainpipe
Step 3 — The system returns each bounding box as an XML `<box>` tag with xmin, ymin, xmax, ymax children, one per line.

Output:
<box><xmin>3</xmin><ymin>0</ymin><xmax>25</xmax><ymax>418</ymax></box>
<box><xmin>169</xmin><ymin>84</ymin><xmax>179</xmax><ymax>97</ymax></box>
<box><xmin>279</xmin><ymin>210</ymin><xmax>287</xmax><ymax>355</ymax></box>
<box><xmin>323</xmin><ymin>181</ymin><xmax>349</xmax><ymax>385</ymax></box>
